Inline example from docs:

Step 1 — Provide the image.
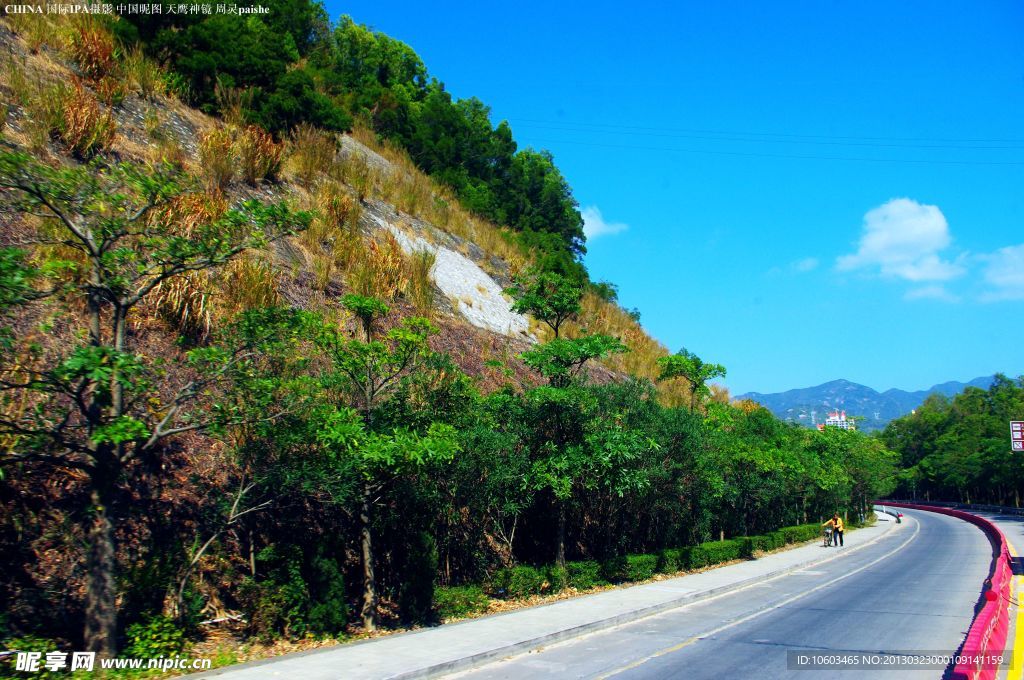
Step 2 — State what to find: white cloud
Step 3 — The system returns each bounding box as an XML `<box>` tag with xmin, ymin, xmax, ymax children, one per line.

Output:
<box><xmin>793</xmin><ymin>257</ymin><xmax>819</xmax><ymax>273</ymax></box>
<box><xmin>836</xmin><ymin>198</ymin><xmax>966</xmax><ymax>282</ymax></box>
<box><xmin>582</xmin><ymin>206</ymin><xmax>628</xmax><ymax>239</ymax></box>
<box><xmin>979</xmin><ymin>244</ymin><xmax>1024</xmax><ymax>301</ymax></box>
<box><xmin>903</xmin><ymin>285</ymin><xmax>960</xmax><ymax>302</ymax></box>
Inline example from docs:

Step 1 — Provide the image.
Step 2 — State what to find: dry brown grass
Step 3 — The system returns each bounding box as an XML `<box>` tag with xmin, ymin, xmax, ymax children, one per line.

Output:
<box><xmin>2</xmin><ymin>57</ymin><xmax>64</xmax><ymax>152</ymax></box>
<box><xmin>237</xmin><ymin>125</ymin><xmax>285</xmax><ymax>185</ymax></box>
<box><xmin>141</xmin><ymin>110</ymin><xmax>188</xmax><ymax>170</ymax></box>
<box><xmin>2</xmin><ymin>14</ymin><xmax>58</xmax><ymax>53</ymax></box>
<box><xmin>214</xmin><ymin>79</ymin><xmax>253</xmax><ymax>129</ymax></box>
<box><xmin>296</xmin><ymin>182</ymin><xmax>363</xmax><ymax>290</ymax></box>
<box><xmin>218</xmin><ymin>255</ymin><xmax>281</xmax><ymax>316</ymax></box>
<box><xmin>288</xmin><ymin>123</ymin><xmax>337</xmax><ymax>188</ymax></box>
<box><xmin>122</xmin><ymin>45</ymin><xmax>166</xmax><ymax>101</ymax></box>
<box><xmin>62</xmin><ymin>17</ymin><xmax>117</xmax><ymax>82</ymax></box>
<box><xmin>343</xmin><ymin>125</ymin><xmax>531</xmax><ymax>276</ymax></box>
<box><xmin>150</xmin><ymin>271</ymin><xmax>214</xmax><ymax>340</ymax></box>
<box><xmin>349</xmin><ymin>232</ymin><xmax>408</xmax><ymax>301</ymax></box>
<box><xmin>59</xmin><ymin>80</ymin><xmax>117</xmax><ymax>159</ymax></box>
<box><xmin>405</xmin><ymin>248</ymin><xmax>437</xmax><ymax>317</ymax></box>
<box><xmin>153</xmin><ymin>191</ymin><xmax>229</xmax><ymax>237</ymax></box>
<box><xmin>199</xmin><ymin>128</ymin><xmax>236</xmax><ymax>191</ymax></box>
<box><xmin>144</xmin><ymin>193</ymin><xmax>229</xmax><ymax>337</ymax></box>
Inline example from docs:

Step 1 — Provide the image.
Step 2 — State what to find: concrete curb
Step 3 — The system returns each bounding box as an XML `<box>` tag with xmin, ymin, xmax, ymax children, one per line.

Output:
<box><xmin>195</xmin><ymin>513</ymin><xmax>903</xmax><ymax>680</ymax></box>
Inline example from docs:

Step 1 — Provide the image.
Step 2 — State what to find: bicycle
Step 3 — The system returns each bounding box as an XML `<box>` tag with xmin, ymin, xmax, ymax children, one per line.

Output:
<box><xmin>823</xmin><ymin>527</ymin><xmax>833</xmax><ymax>547</ymax></box>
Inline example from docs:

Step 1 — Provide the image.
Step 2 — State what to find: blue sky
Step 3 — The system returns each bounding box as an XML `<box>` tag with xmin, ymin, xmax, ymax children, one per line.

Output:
<box><xmin>326</xmin><ymin>1</ymin><xmax>1024</xmax><ymax>394</ymax></box>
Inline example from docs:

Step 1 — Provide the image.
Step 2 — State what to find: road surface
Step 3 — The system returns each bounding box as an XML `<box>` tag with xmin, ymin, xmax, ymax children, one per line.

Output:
<box><xmin>448</xmin><ymin>509</ymin><xmax>992</xmax><ymax>680</ymax></box>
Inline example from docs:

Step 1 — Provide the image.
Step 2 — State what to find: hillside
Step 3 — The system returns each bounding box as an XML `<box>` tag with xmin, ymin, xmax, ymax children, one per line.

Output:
<box><xmin>739</xmin><ymin>376</ymin><xmax>996</xmax><ymax>431</ymax></box>
<box><xmin>0</xmin><ymin>10</ymin><xmax>898</xmax><ymax>670</ymax></box>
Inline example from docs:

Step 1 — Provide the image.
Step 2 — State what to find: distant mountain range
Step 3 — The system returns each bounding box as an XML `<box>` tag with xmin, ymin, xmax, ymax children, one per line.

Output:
<box><xmin>737</xmin><ymin>376</ymin><xmax>995</xmax><ymax>431</ymax></box>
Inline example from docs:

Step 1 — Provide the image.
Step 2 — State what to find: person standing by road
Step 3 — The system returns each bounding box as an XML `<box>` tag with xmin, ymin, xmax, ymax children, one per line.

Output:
<box><xmin>832</xmin><ymin>513</ymin><xmax>844</xmax><ymax>547</ymax></box>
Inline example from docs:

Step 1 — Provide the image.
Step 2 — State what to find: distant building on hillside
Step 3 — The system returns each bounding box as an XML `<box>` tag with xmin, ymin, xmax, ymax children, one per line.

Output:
<box><xmin>817</xmin><ymin>410</ymin><xmax>856</xmax><ymax>431</ymax></box>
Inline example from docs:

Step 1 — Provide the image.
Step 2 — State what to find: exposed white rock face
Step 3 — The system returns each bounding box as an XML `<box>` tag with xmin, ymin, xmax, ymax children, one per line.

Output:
<box><xmin>368</xmin><ymin>214</ymin><xmax>531</xmax><ymax>338</ymax></box>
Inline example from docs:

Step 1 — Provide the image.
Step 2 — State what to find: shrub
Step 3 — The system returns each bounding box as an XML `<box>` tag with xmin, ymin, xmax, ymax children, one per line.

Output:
<box><xmin>687</xmin><ymin>545</ymin><xmax>710</xmax><ymax>570</ymax></box>
<box><xmin>124</xmin><ymin>614</ymin><xmax>186</xmax><ymax>659</ymax></box>
<box><xmin>600</xmin><ymin>555</ymin><xmax>628</xmax><ymax>583</ymax></box>
<box><xmin>3</xmin><ymin>636</ymin><xmax>65</xmax><ymax>679</ymax></box>
<box><xmin>199</xmin><ymin>128</ymin><xmax>236</xmax><ymax>191</ymax></box>
<box><xmin>399</xmin><ymin>532</ymin><xmax>437</xmax><ymax>624</ymax></box>
<box><xmin>489</xmin><ymin>565</ymin><xmax>546</xmax><ymax>599</ymax></box>
<box><xmin>59</xmin><ymin>80</ymin><xmax>116</xmax><ymax>159</ymax></box>
<box><xmin>658</xmin><ymin>548</ymin><xmax>687</xmax><ymax>574</ymax></box>
<box><xmin>239</xmin><ymin>544</ymin><xmax>347</xmax><ymax>641</ymax></box>
<box><xmin>545</xmin><ymin>565</ymin><xmax>567</xmax><ymax>592</ymax></box>
<box><xmin>625</xmin><ymin>554</ymin><xmax>659</xmax><ymax>582</ymax></box>
<box><xmin>780</xmin><ymin>524</ymin><xmax>822</xmax><ymax>545</ymax></box>
<box><xmin>239</xmin><ymin>575</ymin><xmax>308</xmax><ymax>642</ymax></box>
<box><xmin>237</xmin><ymin>124</ymin><xmax>285</xmax><ymax>184</ymax></box>
<box><xmin>306</xmin><ymin>554</ymin><xmax>347</xmax><ymax>636</ymax></box>
<box><xmin>289</xmin><ymin>123</ymin><xmax>337</xmax><ymax>187</ymax></box>
<box><xmin>434</xmin><ymin>585</ymin><xmax>490</xmax><ymax>620</ymax></box>
<box><xmin>566</xmin><ymin>560</ymin><xmax>605</xmax><ymax>590</ymax></box>
<box><xmin>700</xmin><ymin>539</ymin><xmax>744</xmax><ymax>565</ymax></box>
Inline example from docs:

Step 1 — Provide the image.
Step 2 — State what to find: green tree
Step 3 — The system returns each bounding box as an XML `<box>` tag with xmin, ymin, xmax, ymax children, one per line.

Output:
<box><xmin>505</xmin><ymin>270</ymin><xmax>583</xmax><ymax>339</ymax></box>
<box><xmin>657</xmin><ymin>348</ymin><xmax>727</xmax><ymax>413</ymax></box>
<box><xmin>0</xmin><ymin>152</ymin><xmax>310</xmax><ymax>655</ymax></box>
<box><xmin>507</xmin><ymin>270</ymin><xmax>648</xmax><ymax>569</ymax></box>
<box><xmin>311</xmin><ymin>295</ymin><xmax>460</xmax><ymax>630</ymax></box>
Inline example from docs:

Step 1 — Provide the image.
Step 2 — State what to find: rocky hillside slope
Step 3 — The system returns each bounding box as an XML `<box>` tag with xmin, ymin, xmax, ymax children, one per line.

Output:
<box><xmin>0</xmin><ymin>15</ymin><xmax>687</xmax><ymax>396</ymax></box>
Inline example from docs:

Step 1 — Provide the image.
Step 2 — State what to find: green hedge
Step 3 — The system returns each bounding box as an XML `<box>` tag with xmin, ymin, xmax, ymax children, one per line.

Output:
<box><xmin>486</xmin><ymin>523</ymin><xmax>832</xmax><ymax>600</ymax></box>
<box><xmin>434</xmin><ymin>585</ymin><xmax>490</xmax><ymax>620</ymax></box>
<box><xmin>566</xmin><ymin>560</ymin><xmax>605</xmax><ymax>590</ymax></box>
<box><xmin>599</xmin><ymin>555</ymin><xmax>628</xmax><ymax>583</ymax></box>
<box><xmin>780</xmin><ymin>524</ymin><xmax>823</xmax><ymax>544</ymax></box>
<box><xmin>658</xmin><ymin>547</ymin><xmax>688</xmax><ymax>574</ymax></box>
<box><xmin>626</xmin><ymin>554</ymin><xmax>659</xmax><ymax>581</ymax></box>
<box><xmin>696</xmin><ymin>539</ymin><xmax>745</xmax><ymax>566</ymax></box>
<box><xmin>489</xmin><ymin>565</ymin><xmax>546</xmax><ymax>598</ymax></box>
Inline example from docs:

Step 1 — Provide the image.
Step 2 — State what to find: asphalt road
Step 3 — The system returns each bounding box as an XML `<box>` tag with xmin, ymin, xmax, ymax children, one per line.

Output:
<box><xmin>448</xmin><ymin>509</ymin><xmax>993</xmax><ymax>680</ymax></box>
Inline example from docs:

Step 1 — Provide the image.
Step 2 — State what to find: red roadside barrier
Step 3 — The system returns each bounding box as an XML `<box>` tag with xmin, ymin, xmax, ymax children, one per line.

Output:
<box><xmin>879</xmin><ymin>502</ymin><xmax>1012</xmax><ymax>680</ymax></box>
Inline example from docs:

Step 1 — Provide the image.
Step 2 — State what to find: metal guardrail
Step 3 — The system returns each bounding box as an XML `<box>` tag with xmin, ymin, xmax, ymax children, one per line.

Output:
<box><xmin>881</xmin><ymin>499</ymin><xmax>1024</xmax><ymax>517</ymax></box>
<box><xmin>872</xmin><ymin>504</ymin><xmax>902</xmax><ymax>522</ymax></box>
<box><xmin>880</xmin><ymin>501</ymin><xmax>1013</xmax><ymax>680</ymax></box>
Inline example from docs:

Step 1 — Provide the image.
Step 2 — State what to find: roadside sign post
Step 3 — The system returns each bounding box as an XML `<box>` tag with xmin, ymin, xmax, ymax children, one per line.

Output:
<box><xmin>1012</xmin><ymin>421</ymin><xmax>1024</xmax><ymax>452</ymax></box>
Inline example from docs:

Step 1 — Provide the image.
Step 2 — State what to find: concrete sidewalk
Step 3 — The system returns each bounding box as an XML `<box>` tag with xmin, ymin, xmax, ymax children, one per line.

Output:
<box><xmin>195</xmin><ymin>514</ymin><xmax>901</xmax><ymax>680</ymax></box>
